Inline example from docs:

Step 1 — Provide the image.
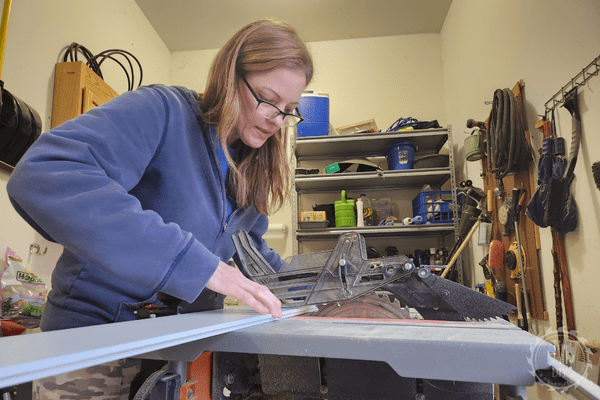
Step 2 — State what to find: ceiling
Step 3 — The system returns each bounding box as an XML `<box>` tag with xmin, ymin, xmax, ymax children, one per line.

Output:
<box><xmin>135</xmin><ymin>0</ymin><xmax>453</xmax><ymax>52</ymax></box>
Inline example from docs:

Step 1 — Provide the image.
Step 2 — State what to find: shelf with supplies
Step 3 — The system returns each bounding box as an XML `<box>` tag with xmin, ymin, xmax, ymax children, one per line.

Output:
<box><xmin>294</xmin><ymin>128</ymin><xmax>449</xmax><ymax>159</ymax></box>
<box><xmin>295</xmin><ymin>223</ymin><xmax>456</xmax><ymax>240</ymax></box>
<box><xmin>292</xmin><ymin>126</ymin><xmax>460</xmax><ymax>256</ymax></box>
<box><xmin>291</xmin><ymin>126</ymin><xmax>463</xmax><ymax>282</ymax></box>
<box><xmin>294</xmin><ymin>167</ymin><xmax>451</xmax><ymax>193</ymax></box>
<box><xmin>294</xmin><ymin>128</ymin><xmax>452</xmax><ymax>193</ymax></box>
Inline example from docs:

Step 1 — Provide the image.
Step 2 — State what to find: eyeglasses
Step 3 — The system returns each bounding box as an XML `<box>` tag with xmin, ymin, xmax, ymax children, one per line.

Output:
<box><xmin>242</xmin><ymin>76</ymin><xmax>304</xmax><ymax>127</ymax></box>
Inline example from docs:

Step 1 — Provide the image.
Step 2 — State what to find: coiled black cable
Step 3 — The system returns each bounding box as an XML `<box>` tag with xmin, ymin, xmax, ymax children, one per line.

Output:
<box><xmin>487</xmin><ymin>88</ymin><xmax>532</xmax><ymax>181</ymax></box>
<box><xmin>62</xmin><ymin>43</ymin><xmax>143</xmax><ymax>91</ymax></box>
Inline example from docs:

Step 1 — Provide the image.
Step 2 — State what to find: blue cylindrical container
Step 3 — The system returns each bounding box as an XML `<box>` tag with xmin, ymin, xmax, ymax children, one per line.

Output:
<box><xmin>297</xmin><ymin>91</ymin><xmax>329</xmax><ymax>137</ymax></box>
<box><xmin>386</xmin><ymin>141</ymin><xmax>416</xmax><ymax>170</ymax></box>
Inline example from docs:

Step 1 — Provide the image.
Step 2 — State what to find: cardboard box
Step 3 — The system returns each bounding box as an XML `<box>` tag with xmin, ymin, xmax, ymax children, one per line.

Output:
<box><xmin>336</xmin><ymin>119</ymin><xmax>378</xmax><ymax>135</ymax></box>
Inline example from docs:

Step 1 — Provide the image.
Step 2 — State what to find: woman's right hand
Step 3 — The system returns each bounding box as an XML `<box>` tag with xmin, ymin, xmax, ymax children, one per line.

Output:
<box><xmin>206</xmin><ymin>261</ymin><xmax>283</xmax><ymax>318</ymax></box>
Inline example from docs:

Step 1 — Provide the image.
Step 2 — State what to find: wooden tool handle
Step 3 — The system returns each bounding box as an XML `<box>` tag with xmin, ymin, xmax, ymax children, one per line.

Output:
<box><xmin>543</xmin><ymin>120</ymin><xmax>552</xmax><ymax>139</ymax></box>
<box><xmin>441</xmin><ymin>219</ymin><xmax>481</xmax><ymax>279</ymax></box>
<box><xmin>551</xmin><ymin>241</ymin><xmax>564</xmax><ymax>347</ymax></box>
<box><xmin>552</xmin><ymin>229</ymin><xmax>576</xmax><ymax>339</ymax></box>
<box><xmin>515</xmin><ymin>283</ymin><xmax>523</xmax><ymax>320</ymax></box>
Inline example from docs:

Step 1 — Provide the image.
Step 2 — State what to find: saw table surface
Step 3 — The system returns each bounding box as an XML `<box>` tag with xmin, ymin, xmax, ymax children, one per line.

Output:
<box><xmin>143</xmin><ymin>314</ymin><xmax>554</xmax><ymax>387</ymax></box>
<box><xmin>0</xmin><ymin>307</ymin><xmax>555</xmax><ymax>389</ymax></box>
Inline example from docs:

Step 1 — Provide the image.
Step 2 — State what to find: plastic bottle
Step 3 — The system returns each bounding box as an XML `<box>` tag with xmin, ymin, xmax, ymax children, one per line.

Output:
<box><xmin>435</xmin><ymin>251</ymin><xmax>444</xmax><ymax>266</ymax></box>
<box><xmin>359</xmin><ymin>194</ymin><xmax>374</xmax><ymax>226</ymax></box>
<box><xmin>429</xmin><ymin>248</ymin><xmax>437</xmax><ymax>265</ymax></box>
<box><xmin>356</xmin><ymin>197</ymin><xmax>364</xmax><ymax>227</ymax></box>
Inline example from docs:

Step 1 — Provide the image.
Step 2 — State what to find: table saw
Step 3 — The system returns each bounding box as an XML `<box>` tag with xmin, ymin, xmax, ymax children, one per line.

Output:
<box><xmin>1</xmin><ymin>231</ymin><xmax>599</xmax><ymax>399</ymax></box>
<box><xmin>1</xmin><ymin>306</ymin><xmax>598</xmax><ymax>400</ymax></box>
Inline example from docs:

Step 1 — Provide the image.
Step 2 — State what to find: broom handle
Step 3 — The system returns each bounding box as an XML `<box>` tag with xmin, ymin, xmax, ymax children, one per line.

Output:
<box><xmin>441</xmin><ymin>219</ymin><xmax>481</xmax><ymax>279</ymax></box>
<box><xmin>0</xmin><ymin>0</ymin><xmax>12</xmax><ymax>79</ymax></box>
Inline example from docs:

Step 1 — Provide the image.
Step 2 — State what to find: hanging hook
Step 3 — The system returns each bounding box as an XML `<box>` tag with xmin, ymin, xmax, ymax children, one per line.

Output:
<box><xmin>30</xmin><ymin>243</ymin><xmax>48</xmax><ymax>255</ymax></box>
<box><xmin>544</xmin><ymin>54</ymin><xmax>600</xmax><ymax>119</ymax></box>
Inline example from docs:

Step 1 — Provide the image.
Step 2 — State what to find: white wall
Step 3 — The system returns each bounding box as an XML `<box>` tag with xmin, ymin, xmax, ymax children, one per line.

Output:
<box><xmin>306</xmin><ymin>34</ymin><xmax>445</xmax><ymax>130</ymax></box>
<box><xmin>0</xmin><ymin>0</ymin><xmax>171</xmax><ymax>283</ymax></box>
<box><xmin>442</xmin><ymin>0</ymin><xmax>600</xmax><ymax>397</ymax></box>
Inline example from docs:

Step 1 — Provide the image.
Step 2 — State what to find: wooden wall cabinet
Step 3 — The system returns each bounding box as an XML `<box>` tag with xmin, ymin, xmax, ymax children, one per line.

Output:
<box><xmin>51</xmin><ymin>61</ymin><xmax>118</xmax><ymax>129</ymax></box>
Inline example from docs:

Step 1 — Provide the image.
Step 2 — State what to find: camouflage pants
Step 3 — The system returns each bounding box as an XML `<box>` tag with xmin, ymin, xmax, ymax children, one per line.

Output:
<box><xmin>32</xmin><ymin>358</ymin><xmax>141</xmax><ymax>400</ymax></box>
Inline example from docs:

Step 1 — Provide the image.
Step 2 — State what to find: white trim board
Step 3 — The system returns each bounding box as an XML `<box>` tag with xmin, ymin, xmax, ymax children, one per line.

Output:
<box><xmin>0</xmin><ymin>306</ymin><xmax>315</xmax><ymax>387</ymax></box>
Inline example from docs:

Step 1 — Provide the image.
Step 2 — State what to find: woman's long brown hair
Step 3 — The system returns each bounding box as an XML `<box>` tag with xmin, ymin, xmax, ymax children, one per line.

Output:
<box><xmin>200</xmin><ymin>20</ymin><xmax>313</xmax><ymax>215</ymax></box>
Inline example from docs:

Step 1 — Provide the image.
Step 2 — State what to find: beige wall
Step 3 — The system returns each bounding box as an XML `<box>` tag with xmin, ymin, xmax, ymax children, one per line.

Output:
<box><xmin>442</xmin><ymin>0</ymin><xmax>600</xmax><ymax>398</ymax></box>
<box><xmin>171</xmin><ymin>33</ymin><xmax>446</xmax><ymax>131</ymax></box>
<box><xmin>0</xmin><ymin>0</ymin><xmax>171</xmax><ymax>283</ymax></box>
<box><xmin>1</xmin><ymin>1</ymin><xmax>600</xmax><ymax>395</ymax></box>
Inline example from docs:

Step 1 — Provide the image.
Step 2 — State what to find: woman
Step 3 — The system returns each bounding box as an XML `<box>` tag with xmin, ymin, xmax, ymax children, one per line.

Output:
<box><xmin>7</xmin><ymin>19</ymin><xmax>313</xmax><ymax>398</ymax></box>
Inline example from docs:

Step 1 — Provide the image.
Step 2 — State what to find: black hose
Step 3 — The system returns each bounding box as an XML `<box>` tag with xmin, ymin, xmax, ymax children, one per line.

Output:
<box><xmin>487</xmin><ymin>89</ymin><xmax>532</xmax><ymax>181</ymax></box>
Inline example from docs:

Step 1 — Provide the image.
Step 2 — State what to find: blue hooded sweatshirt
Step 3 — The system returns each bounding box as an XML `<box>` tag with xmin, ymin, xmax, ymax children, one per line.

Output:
<box><xmin>6</xmin><ymin>84</ymin><xmax>283</xmax><ymax>330</ymax></box>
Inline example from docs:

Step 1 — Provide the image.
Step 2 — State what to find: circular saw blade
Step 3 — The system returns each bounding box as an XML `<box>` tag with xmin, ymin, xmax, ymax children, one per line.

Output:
<box><xmin>313</xmin><ymin>293</ymin><xmax>412</xmax><ymax>319</ymax></box>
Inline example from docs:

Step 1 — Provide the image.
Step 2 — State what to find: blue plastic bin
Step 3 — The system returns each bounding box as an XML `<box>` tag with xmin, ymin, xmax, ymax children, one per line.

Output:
<box><xmin>386</xmin><ymin>141</ymin><xmax>416</xmax><ymax>170</ymax></box>
<box><xmin>412</xmin><ymin>191</ymin><xmax>463</xmax><ymax>224</ymax></box>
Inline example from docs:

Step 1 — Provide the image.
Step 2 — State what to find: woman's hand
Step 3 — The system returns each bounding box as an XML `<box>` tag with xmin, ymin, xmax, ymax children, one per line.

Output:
<box><xmin>206</xmin><ymin>261</ymin><xmax>283</xmax><ymax>318</ymax></box>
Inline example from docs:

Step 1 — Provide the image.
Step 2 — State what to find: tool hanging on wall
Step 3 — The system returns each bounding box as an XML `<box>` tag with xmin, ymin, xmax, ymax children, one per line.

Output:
<box><xmin>531</xmin><ymin>54</ymin><xmax>599</xmax><ymax>338</ymax></box>
<box><xmin>528</xmin><ymin>120</ymin><xmax>577</xmax><ymax>341</ymax></box>
<box><xmin>515</xmin><ymin>283</ymin><xmax>527</xmax><ymax>331</ymax></box>
<box><xmin>498</xmin><ymin>187</ymin><xmax>526</xmax><ymax>237</ymax></box>
<box><xmin>464</xmin><ymin>128</ymin><xmax>485</xmax><ymax>162</ymax></box>
<box><xmin>487</xmin><ymin>88</ymin><xmax>533</xmax><ymax>198</ymax></box>
<box><xmin>60</xmin><ymin>42</ymin><xmax>143</xmax><ymax>91</ymax></box>
<box><xmin>505</xmin><ymin>241</ymin><xmax>526</xmax><ymax>279</ymax></box>
<box><xmin>498</xmin><ymin>196</ymin><xmax>515</xmax><ymax>236</ymax></box>
<box><xmin>441</xmin><ymin>181</ymin><xmax>484</xmax><ymax>278</ymax></box>
<box><xmin>545</xmin><ymin>88</ymin><xmax>580</xmax><ymax>234</ymax></box>
<box><xmin>552</xmin><ymin>237</ymin><xmax>564</xmax><ymax>356</ymax></box>
<box><xmin>488</xmin><ymin>240</ymin><xmax>505</xmax><ymax>270</ymax></box>
<box><xmin>511</xmin><ymin>187</ymin><xmax>531</xmax><ymax>329</ymax></box>
<box><xmin>0</xmin><ymin>81</ymin><xmax>42</xmax><ymax>167</ymax></box>
<box><xmin>592</xmin><ymin>162</ymin><xmax>600</xmax><ymax>191</ymax></box>
<box><xmin>465</xmin><ymin>119</ymin><xmax>487</xmax><ymax>162</ymax></box>
<box><xmin>543</xmin><ymin>53</ymin><xmax>599</xmax><ymax>189</ymax></box>
<box><xmin>529</xmin><ymin>86</ymin><xmax>582</xmax><ymax>335</ymax></box>
<box><xmin>480</xmin><ymin>80</ymin><xmax>545</xmax><ymax>321</ymax></box>
<box><xmin>440</xmin><ymin>217</ymin><xmax>481</xmax><ymax>279</ymax></box>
